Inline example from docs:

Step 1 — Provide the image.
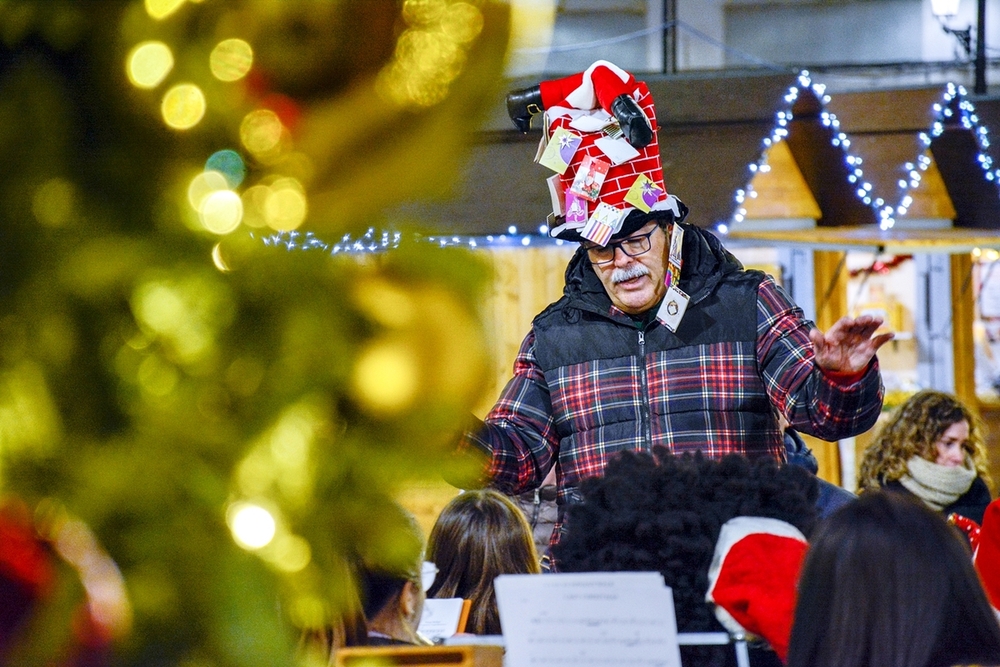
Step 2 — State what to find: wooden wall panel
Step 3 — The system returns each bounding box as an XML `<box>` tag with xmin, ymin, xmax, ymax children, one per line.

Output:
<box><xmin>474</xmin><ymin>245</ymin><xmax>576</xmax><ymax>417</ymax></box>
<box><xmin>952</xmin><ymin>253</ymin><xmax>977</xmax><ymax>408</ymax></box>
<box><xmin>812</xmin><ymin>250</ymin><xmax>850</xmax><ymax>484</ymax></box>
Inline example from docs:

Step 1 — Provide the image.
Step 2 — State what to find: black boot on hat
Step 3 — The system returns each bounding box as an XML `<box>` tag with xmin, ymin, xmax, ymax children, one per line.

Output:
<box><xmin>506</xmin><ymin>85</ymin><xmax>543</xmax><ymax>133</ymax></box>
<box><xmin>611</xmin><ymin>94</ymin><xmax>653</xmax><ymax>149</ymax></box>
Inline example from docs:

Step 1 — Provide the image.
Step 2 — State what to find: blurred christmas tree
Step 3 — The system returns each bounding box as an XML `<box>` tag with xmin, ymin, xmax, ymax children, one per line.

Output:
<box><xmin>0</xmin><ymin>1</ymin><xmax>509</xmax><ymax>665</ymax></box>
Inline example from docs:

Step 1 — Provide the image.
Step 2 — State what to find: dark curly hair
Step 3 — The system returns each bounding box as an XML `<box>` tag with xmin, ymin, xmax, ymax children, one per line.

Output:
<box><xmin>553</xmin><ymin>449</ymin><xmax>818</xmax><ymax>667</ymax></box>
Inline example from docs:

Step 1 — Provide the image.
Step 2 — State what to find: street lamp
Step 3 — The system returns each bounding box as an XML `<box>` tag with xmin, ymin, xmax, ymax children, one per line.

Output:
<box><xmin>931</xmin><ymin>0</ymin><xmax>987</xmax><ymax>94</ymax></box>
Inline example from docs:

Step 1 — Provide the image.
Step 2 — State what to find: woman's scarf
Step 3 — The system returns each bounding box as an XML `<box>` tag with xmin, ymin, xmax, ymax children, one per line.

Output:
<box><xmin>899</xmin><ymin>455</ymin><xmax>977</xmax><ymax>511</ymax></box>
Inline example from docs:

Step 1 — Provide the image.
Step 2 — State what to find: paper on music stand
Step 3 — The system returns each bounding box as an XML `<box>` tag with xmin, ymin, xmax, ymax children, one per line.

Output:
<box><xmin>418</xmin><ymin>598</ymin><xmax>469</xmax><ymax>641</ymax></box>
<box><xmin>495</xmin><ymin>572</ymin><xmax>682</xmax><ymax>667</ymax></box>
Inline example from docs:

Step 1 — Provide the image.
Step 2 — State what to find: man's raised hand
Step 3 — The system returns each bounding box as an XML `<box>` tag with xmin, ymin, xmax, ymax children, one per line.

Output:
<box><xmin>809</xmin><ymin>314</ymin><xmax>895</xmax><ymax>374</ymax></box>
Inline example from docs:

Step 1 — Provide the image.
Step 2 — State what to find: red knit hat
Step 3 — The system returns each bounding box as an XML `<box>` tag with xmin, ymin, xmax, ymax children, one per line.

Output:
<box><xmin>533</xmin><ymin>60</ymin><xmax>686</xmax><ymax>245</ymax></box>
<box><xmin>705</xmin><ymin>516</ymin><xmax>809</xmax><ymax>663</ymax></box>
<box><xmin>974</xmin><ymin>498</ymin><xmax>1000</xmax><ymax>612</ymax></box>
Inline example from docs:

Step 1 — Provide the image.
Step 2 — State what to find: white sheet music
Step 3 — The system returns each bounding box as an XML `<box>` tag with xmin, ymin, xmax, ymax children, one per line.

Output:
<box><xmin>418</xmin><ymin>598</ymin><xmax>466</xmax><ymax>641</ymax></box>
<box><xmin>495</xmin><ymin>572</ymin><xmax>682</xmax><ymax>667</ymax></box>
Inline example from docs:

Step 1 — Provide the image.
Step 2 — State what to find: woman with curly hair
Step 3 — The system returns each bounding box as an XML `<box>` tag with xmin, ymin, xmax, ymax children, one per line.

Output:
<box><xmin>426</xmin><ymin>490</ymin><xmax>540</xmax><ymax>636</ymax></box>
<box><xmin>858</xmin><ymin>390</ymin><xmax>993</xmax><ymax>524</ymax></box>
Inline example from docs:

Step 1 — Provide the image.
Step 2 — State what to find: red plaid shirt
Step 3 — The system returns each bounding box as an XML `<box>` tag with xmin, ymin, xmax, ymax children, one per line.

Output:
<box><xmin>461</xmin><ymin>227</ymin><xmax>883</xmax><ymax>546</ymax></box>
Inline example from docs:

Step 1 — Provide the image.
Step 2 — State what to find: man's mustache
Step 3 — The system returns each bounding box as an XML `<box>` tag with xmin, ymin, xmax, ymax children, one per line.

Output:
<box><xmin>611</xmin><ymin>264</ymin><xmax>650</xmax><ymax>284</ymax></box>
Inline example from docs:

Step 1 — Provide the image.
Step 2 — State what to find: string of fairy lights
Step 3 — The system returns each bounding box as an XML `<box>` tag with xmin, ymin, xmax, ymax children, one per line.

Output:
<box><xmin>259</xmin><ymin>71</ymin><xmax>1000</xmax><ymax>254</ymax></box>
<box><xmin>884</xmin><ymin>82</ymin><xmax>1000</xmax><ymax>229</ymax></box>
<box><xmin>721</xmin><ymin>71</ymin><xmax>884</xmax><ymax>235</ymax></box>
<box><xmin>256</xmin><ymin>224</ymin><xmax>569</xmax><ymax>255</ymax></box>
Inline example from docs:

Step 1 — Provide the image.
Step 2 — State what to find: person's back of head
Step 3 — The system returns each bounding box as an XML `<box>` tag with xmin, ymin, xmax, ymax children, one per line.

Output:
<box><xmin>553</xmin><ymin>449</ymin><xmax>818</xmax><ymax>667</ymax></box>
<box><xmin>355</xmin><ymin>505</ymin><xmax>428</xmax><ymax>646</ymax></box>
<box><xmin>787</xmin><ymin>490</ymin><xmax>1000</xmax><ymax>667</ymax></box>
<box><xmin>427</xmin><ymin>489</ymin><xmax>540</xmax><ymax>635</ymax></box>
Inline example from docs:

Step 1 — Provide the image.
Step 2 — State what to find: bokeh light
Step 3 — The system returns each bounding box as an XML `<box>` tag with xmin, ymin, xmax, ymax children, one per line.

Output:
<box><xmin>227</xmin><ymin>503</ymin><xmax>276</xmax><ymax>550</ymax></box>
<box><xmin>133</xmin><ymin>283</ymin><xmax>186</xmax><ymax>335</ymax></box>
<box><xmin>240</xmin><ymin>184</ymin><xmax>271</xmax><ymax>228</ymax></box>
<box><xmin>351</xmin><ymin>340</ymin><xmax>419</xmax><ymax>414</ymax></box>
<box><xmin>126</xmin><ymin>41</ymin><xmax>174</xmax><ymax>89</ymax></box>
<box><xmin>263</xmin><ymin>178</ymin><xmax>307</xmax><ymax>231</ymax></box>
<box><xmin>187</xmin><ymin>171</ymin><xmax>229</xmax><ymax>211</ymax></box>
<box><xmin>161</xmin><ymin>83</ymin><xmax>206</xmax><ymax>129</ymax></box>
<box><xmin>137</xmin><ymin>355</ymin><xmax>179</xmax><ymax>396</ymax></box>
<box><xmin>199</xmin><ymin>189</ymin><xmax>243</xmax><ymax>235</ymax></box>
<box><xmin>145</xmin><ymin>0</ymin><xmax>187</xmax><ymax>20</ymax></box>
<box><xmin>441</xmin><ymin>2</ymin><xmax>484</xmax><ymax>42</ymax></box>
<box><xmin>130</xmin><ymin>276</ymin><xmax>233</xmax><ymax>365</ymax></box>
<box><xmin>354</xmin><ymin>279</ymin><xmax>417</xmax><ymax>328</ymax></box>
<box><xmin>205</xmin><ymin>149</ymin><xmax>246</xmax><ymax>188</ymax></box>
<box><xmin>269</xmin><ymin>534</ymin><xmax>312</xmax><ymax>573</ymax></box>
<box><xmin>210</xmin><ymin>38</ymin><xmax>253</xmax><ymax>82</ymax></box>
<box><xmin>211</xmin><ymin>243</ymin><xmax>230</xmax><ymax>272</ymax></box>
<box><xmin>32</xmin><ymin>178</ymin><xmax>75</xmax><ymax>227</ymax></box>
<box><xmin>376</xmin><ymin>0</ymin><xmax>483</xmax><ymax>108</ymax></box>
<box><xmin>240</xmin><ymin>109</ymin><xmax>284</xmax><ymax>156</ymax></box>
<box><xmin>0</xmin><ymin>361</ymin><xmax>62</xmax><ymax>460</ymax></box>
<box><xmin>52</xmin><ymin>518</ymin><xmax>133</xmax><ymax>639</ymax></box>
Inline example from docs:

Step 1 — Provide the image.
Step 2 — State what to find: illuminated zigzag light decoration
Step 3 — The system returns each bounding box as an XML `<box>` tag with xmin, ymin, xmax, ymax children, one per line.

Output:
<box><xmin>718</xmin><ymin>71</ymin><xmax>881</xmax><ymax>235</ymax></box>
<box><xmin>889</xmin><ymin>83</ymin><xmax>999</xmax><ymax>230</ymax></box>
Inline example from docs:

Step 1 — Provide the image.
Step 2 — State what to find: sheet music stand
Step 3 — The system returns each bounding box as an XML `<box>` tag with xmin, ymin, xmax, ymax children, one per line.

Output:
<box><xmin>677</xmin><ymin>632</ymin><xmax>750</xmax><ymax>667</ymax></box>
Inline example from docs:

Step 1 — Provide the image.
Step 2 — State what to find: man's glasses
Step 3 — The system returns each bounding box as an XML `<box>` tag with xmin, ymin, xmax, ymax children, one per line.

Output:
<box><xmin>585</xmin><ymin>227</ymin><xmax>659</xmax><ymax>265</ymax></box>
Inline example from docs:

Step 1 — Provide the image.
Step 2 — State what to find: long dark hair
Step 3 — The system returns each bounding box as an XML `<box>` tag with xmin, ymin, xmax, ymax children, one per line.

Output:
<box><xmin>787</xmin><ymin>490</ymin><xmax>1000</xmax><ymax>667</ymax></box>
<box><xmin>426</xmin><ymin>489</ymin><xmax>540</xmax><ymax>635</ymax></box>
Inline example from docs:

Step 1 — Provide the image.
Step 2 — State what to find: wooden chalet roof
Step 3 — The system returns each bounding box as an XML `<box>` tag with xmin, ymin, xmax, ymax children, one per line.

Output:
<box><xmin>821</xmin><ymin>85</ymin><xmax>1000</xmax><ymax>229</ymax></box>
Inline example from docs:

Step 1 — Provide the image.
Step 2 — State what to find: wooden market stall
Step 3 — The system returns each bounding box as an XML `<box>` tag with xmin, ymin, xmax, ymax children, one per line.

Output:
<box><xmin>729</xmin><ymin>83</ymin><xmax>1000</xmax><ymax>486</ymax></box>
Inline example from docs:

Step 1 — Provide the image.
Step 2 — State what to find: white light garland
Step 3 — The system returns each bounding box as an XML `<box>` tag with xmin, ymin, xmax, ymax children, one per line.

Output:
<box><xmin>257</xmin><ymin>224</ymin><xmax>568</xmax><ymax>255</ymax></box>
<box><xmin>718</xmin><ymin>70</ymin><xmax>878</xmax><ymax>235</ymax></box>
<box><xmin>258</xmin><ymin>76</ymin><xmax>1000</xmax><ymax>254</ymax></box>
<box><xmin>892</xmin><ymin>83</ymin><xmax>1000</xmax><ymax>226</ymax></box>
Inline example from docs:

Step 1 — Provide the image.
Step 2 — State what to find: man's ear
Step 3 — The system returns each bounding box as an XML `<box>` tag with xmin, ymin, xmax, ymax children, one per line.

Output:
<box><xmin>401</xmin><ymin>580</ymin><xmax>419</xmax><ymax>619</ymax></box>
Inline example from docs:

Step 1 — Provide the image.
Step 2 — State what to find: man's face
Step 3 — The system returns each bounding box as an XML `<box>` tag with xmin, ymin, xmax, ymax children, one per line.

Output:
<box><xmin>586</xmin><ymin>222</ymin><xmax>669</xmax><ymax>315</ymax></box>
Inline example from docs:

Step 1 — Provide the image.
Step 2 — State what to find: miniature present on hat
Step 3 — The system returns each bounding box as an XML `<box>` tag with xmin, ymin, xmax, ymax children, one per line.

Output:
<box><xmin>505</xmin><ymin>60</ymin><xmax>687</xmax><ymax>246</ymax></box>
<box><xmin>705</xmin><ymin>516</ymin><xmax>809</xmax><ymax>662</ymax></box>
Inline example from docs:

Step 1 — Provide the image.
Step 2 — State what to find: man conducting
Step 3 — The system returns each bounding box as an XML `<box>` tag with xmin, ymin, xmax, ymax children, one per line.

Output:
<box><xmin>459</xmin><ymin>62</ymin><xmax>892</xmax><ymax>548</ymax></box>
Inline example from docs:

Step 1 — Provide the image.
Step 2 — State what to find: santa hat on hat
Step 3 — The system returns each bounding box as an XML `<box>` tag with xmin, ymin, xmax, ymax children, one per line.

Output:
<box><xmin>507</xmin><ymin>60</ymin><xmax>687</xmax><ymax>247</ymax></box>
<box><xmin>705</xmin><ymin>516</ymin><xmax>809</xmax><ymax>663</ymax></box>
<box><xmin>973</xmin><ymin>498</ymin><xmax>1000</xmax><ymax>613</ymax></box>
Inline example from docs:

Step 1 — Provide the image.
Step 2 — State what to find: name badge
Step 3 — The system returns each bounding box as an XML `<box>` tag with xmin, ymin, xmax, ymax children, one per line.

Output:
<box><xmin>657</xmin><ymin>284</ymin><xmax>690</xmax><ymax>332</ymax></box>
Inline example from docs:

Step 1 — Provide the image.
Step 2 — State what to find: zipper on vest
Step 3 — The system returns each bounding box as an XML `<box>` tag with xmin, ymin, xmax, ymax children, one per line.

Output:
<box><xmin>637</xmin><ymin>329</ymin><xmax>652</xmax><ymax>451</ymax></box>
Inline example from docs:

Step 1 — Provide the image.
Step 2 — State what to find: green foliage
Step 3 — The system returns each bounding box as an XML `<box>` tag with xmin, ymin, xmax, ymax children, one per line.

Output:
<box><xmin>0</xmin><ymin>1</ymin><xmax>510</xmax><ymax>664</ymax></box>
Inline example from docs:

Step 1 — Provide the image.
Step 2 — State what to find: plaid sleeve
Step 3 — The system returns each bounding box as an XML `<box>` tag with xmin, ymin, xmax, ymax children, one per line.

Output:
<box><xmin>457</xmin><ymin>328</ymin><xmax>558</xmax><ymax>495</ymax></box>
<box><xmin>756</xmin><ymin>276</ymin><xmax>884</xmax><ymax>440</ymax></box>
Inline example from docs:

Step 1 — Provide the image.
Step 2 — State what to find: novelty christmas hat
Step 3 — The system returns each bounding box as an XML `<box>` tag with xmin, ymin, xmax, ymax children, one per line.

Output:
<box><xmin>705</xmin><ymin>516</ymin><xmax>809</xmax><ymax>663</ymax></box>
<box><xmin>974</xmin><ymin>498</ymin><xmax>1000</xmax><ymax>611</ymax></box>
<box><xmin>512</xmin><ymin>60</ymin><xmax>686</xmax><ymax>246</ymax></box>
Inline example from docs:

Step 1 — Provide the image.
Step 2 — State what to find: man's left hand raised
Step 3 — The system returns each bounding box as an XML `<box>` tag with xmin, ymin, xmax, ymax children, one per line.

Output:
<box><xmin>809</xmin><ymin>314</ymin><xmax>895</xmax><ymax>374</ymax></box>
